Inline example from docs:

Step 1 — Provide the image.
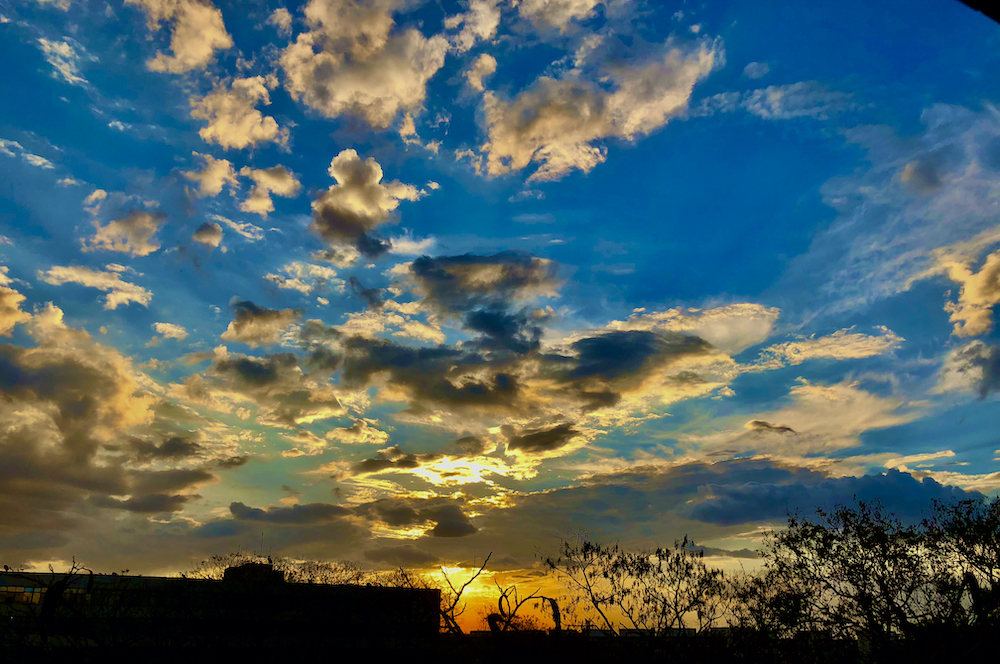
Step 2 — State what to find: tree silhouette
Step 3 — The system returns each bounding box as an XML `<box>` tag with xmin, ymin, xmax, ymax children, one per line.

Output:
<box><xmin>542</xmin><ymin>534</ymin><xmax>728</xmax><ymax>636</ymax></box>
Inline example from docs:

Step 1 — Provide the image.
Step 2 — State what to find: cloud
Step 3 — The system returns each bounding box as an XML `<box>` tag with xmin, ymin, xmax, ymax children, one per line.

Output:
<box><xmin>387</xmin><ymin>233</ymin><xmax>436</xmax><ymax>255</ymax></box>
<box><xmin>84</xmin><ymin>210</ymin><xmax>166</xmax><ymax>257</ymax></box>
<box><xmin>516</xmin><ymin>0</ymin><xmax>602</xmax><ymax>32</ymax></box>
<box><xmin>324</xmin><ymin>419</ymin><xmax>390</xmax><ymax>445</ymax></box>
<box><xmin>154</xmin><ymin>322</ymin><xmax>188</xmax><ymax>341</ymax></box>
<box><xmin>126</xmin><ymin>0</ymin><xmax>233</xmax><ymax>73</ymax></box>
<box><xmin>39</xmin><ymin>265</ymin><xmax>153</xmax><ymax>309</ymax></box>
<box><xmin>0</xmin><ymin>303</ymin><xmax>170</xmax><ymax>540</ymax></box>
<box><xmin>280</xmin><ymin>0</ymin><xmax>448</xmax><ymax>128</ymax></box>
<box><xmin>0</xmin><ymin>279</ymin><xmax>31</xmax><ymax>337</ymax></box>
<box><xmin>935</xmin><ymin>341</ymin><xmax>1000</xmax><ymax>399</ymax></box>
<box><xmin>266</xmin><ymin>7</ymin><xmax>293</xmax><ymax>36</ymax></box>
<box><xmin>363</xmin><ymin>543</ymin><xmax>438</xmax><ymax>566</ymax></box>
<box><xmin>690</xmin><ymin>468</ymin><xmax>975</xmax><ymax>526</ymax></box>
<box><xmin>481</xmin><ymin>38</ymin><xmax>719</xmax><ymax>180</ymax></box>
<box><xmin>0</xmin><ymin>139</ymin><xmax>55</xmax><ymax>170</ymax></box>
<box><xmin>403</xmin><ymin>251</ymin><xmax>560</xmax><ymax>315</ymax></box>
<box><xmin>740</xmin><ymin>82</ymin><xmax>851</xmax><ymax>120</ymax></box>
<box><xmin>183</xmin><ymin>153</ymin><xmax>239</xmax><ymax>197</ymax></box>
<box><xmin>182</xmin><ymin>350</ymin><xmax>346</xmax><ymax>427</ymax></box>
<box><xmin>445</xmin><ymin>0</ymin><xmax>500</xmax><ymax>53</ymax></box>
<box><xmin>356</xmin><ymin>497</ymin><xmax>478</xmax><ymax>537</ymax></box>
<box><xmin>190</xmin><ymin>76</ymin><xmax>289</xmax><ymax>150</ymax></box>
<box><xmin>213</xmin><ymin>214</ymin><xmax>264</xmax><ymax>241</ymax></box>
<box><xmin>192</xmin><ymin>222</ymin><xmax>223</xmax><ymax>248</ymax></box>
<box><xmin>264</xmin><ymin>262</ymin><xmax>345</xmax><ymax>295</ymax></box>
<box><xmin>230</xmin><ymin>501</ymin><xmax>351</xmax><ymax>524</ymax></box>
<box><xmin>312</xmin><ymin>246</ymin><xmax>362</xmax><ymax>268</ymax></box>
<box><xmin>37</xmin><ymin>38</ymin><xmax>87</xmax><ymax>85</ymax></box>
<box><xmin>91</xmin><ymin>493</ymin><xmax>196</xmax><ymax>514</ymax></box>
<box><xmin>34</xmin><ymin>0</ymin><xmax>71</xmax><ymax>10</ymax></box>
<box><xmin>310</xmin><ymin>149</ymin><xmax>426</xmax><ymax>256</ymax></box>
<box><xmin>464</xmin><ymin>53</ymin><xmax>496</xmax><ymax>92</ymax></box>
<box><xmin>220</xmin><ymin>300</ymin><xmax>302</xmax><ymax>347</ymax></box>
<box><xmin>750</xmin><ymin>326</ymin><xmax>903</xmax><ymax>370</ymax></box>
<box><xmin>783</xmin><ymin>104</ymin><xmax>1000</xmax><ymax>315</ymax></box>
<box><xmin>349</xmin><ymin>277</ymin><xmax>383</xmax><ymax>309</ymax></box>
<box><xmin>605</xmin><ymin>303</ymin><xmax>780</xmax><ymax>355</ymax></box>
<box><xmin>919</xmin><ymin>227</ymin><xmax>1000</xmax><ymax>337</ymax></box>
<box><xmin>686</xmin><ymin>379</ymin><xmax>919</xmax><ymax>457</ymax></box>
<box><xmin>504</xmin><ymin>422</ymin><xmax>579</xmax><ymax>454</ymax></box>
<box><xmin>239</xmin><ymin>165</ymin><xmax>301</xmax><ymax>217</ymax></box>
<box><xmin>742</xmin><ymin>61</ymin><xmax>770</xmax><ymax>79</ymax></box>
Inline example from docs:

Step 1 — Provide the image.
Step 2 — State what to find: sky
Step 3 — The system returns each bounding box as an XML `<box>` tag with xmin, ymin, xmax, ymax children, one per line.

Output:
<box><xmin>1</xmin><ymin>0</ymin><xmax>1000</xmax><ymax>588</ymax></box>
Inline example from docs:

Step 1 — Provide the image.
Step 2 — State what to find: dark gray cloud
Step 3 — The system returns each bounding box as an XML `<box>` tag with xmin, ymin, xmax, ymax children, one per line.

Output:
<box><xmin>407</xmin><ymin>251</ymin><xmax>559</xmax><ymax>314</ymax></box>
<box><xmin>216</xmin><ymin>456</ymin><xmax>248</xmax><ymax>469</ymax></box>
<box><xmin>505</xmin><ymin>422</ymin><xmax>579</xmax><ymax>455</ymax></box>
<box><xmin>346</xmin><ymin>437</ymin><xmax>491</xmax><ymax>478</ymax></box>
<box><xmin>215</xmin><ymin>353</ymin><xmax>298</xmax><ymax>387</ymax></box>
<box><xmin>747</xmin><ymin>420</ymin><xmax>796</xmax><ymax>434</ymax></box>
<box><xmin>191</xmin><ymin>221</ymin><xmax>223</xmax><ymax>248</ymax></box>
<box><xmin>220</xmin><ymin>300</ymin><xmax>302</xmax><ymax>347</ymax></box>
<box><xmin>689</xmin><ymin>468</ymin><xmax>976</xmax><ymax>526</ymax></box>
<box><xmin>561</xmin><ymin>330</ymin><xmax>709</xmax><ymax>383</ymax></box>
<box><xmin>341</xmin><ymin>336</ymin><xmax>522</xmax><ymax>413</ymax></box>
<box><xmin>953</xmin><ymin>342</ymin><xmax>1000</xmax><ymax>398</ymax></box>
<box><xmin>184</xmin><ymin>350</ymin><xmax>345</xmax><ymax>427</ymax></box>
<box><xmin>230</xmin><ymin>501</ymin><xmax>352</xmax><ymax>524</ymax></box>
<box><xmin>92</xmin><ymin>493</ymin><xmax>195</xmax><ymax>514</ymax></box>
<box><xmin>354</xmin><ymin>231</ymin><xmax>392</xmax><ymax>258</ymax></box>
<box><xmin>364</xmin><ymin>544</ymin><xmax>440</xmax><ymax>566</ymax></box>
<box><xmin>349</xmin><ymin>276</ymin><xmax>383</xmax><ymax>309</ymax></box>
<box><xmin>131</xmin><ymin>468</ymin><xmax>216</xmax><ymax>495</ymax></box>
<box><xmin>349</xmin><ymin>446</ymin><xmax>440</xmax><ymax>475</ymax></box>
<box><xmin>464</xmin><ymin>306</ymin><xmax>543</xmax><ymax>353</ymax></box>
<box><xmin>130</xmin><ymin>436</ymin><xmax>203</xmax><ymax>461</ymax></box>
<box><xmin>356</xmin><ymin>498</ymin><xmax>478</xmax><ymax>538</ymax></box>
<box><xmin>540</xmin><ymin>329</ymin><xmax>714</xmax><ymax>411</ymax></box>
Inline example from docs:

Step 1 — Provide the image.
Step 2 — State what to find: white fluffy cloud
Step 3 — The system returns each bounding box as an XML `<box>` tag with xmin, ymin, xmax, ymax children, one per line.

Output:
<box><xmin>0</xmin><ymin>139</ymin><xmax>55</xmax><ymax>170</ymax></box>
<box><xmin>182</xmin><ymin>152</ymin><xmax>239</xmax><ymax>197</ymax></box>
<box><xmin>213</xmin><ymin>214</ymin><xmax>264</xmax><ymax>242</ymax></box>
<box><xmin>0</xmin><ymin>273</ymin><xmax>31</xmax><ymax>337</ymax></box>
<box><xmin>464</xmin><ymin>53</ymin><xmax>496</xmax><ymax>92</ymax></box>
<box><xmin>239</xmin><ymin>165</ymin><xmax>301</xmax><ymax>217</ymax></box>
<box><xmin>126</xmin><ymin>0</ymin><xmax>233</xmax><ymax>73</ymax></box>
<box><xmin>190</xmin><ymin>76</ymin><xmax>289</xmax><ymax>150</ymax></box>
<box><xmin>517</xmin><ymin>0</ymin><xmax>602</xmax><ymax>32</ymax></box>
<box><xmin>280</xmin><ymin>0</ymin><xmax>448</xmax><ymax>128</ymax></box>
<box><xmin>919</xmin><ymin>226</ymin><xmax>1000</xmax><ymax>337</ymax></box>
<box><xmin>324</xmin><ymin>419</ymin><xmax>390</xmax><ymax>446</ymax></box>
<box><xmin>445</xmin><ymin>0</ymin><xmax>500</xmax><ymax>53</ymax></box>
<box><xmin>750</xmin><ymin>326</ymin><xmax>903</xmax><ymax>370</ymax></box>
<box><xmin>39</xmin><ymin>265</ymin><xmax>153</xmax><ymax>309</ymax></box>
<box><xmin>153</xmin><ymin>322</ymin><xmax>188</xmax><ymax>340</ymax></box>
<box><xmin>310</xmin><ymin>149</ymin><xmax>426</xmax><ymax>245</ymax></box>
<box><xmin>266</xmin><ymin>7</ymin><xmax>293</xmax><ymax>36</ymax></box>
<box><xmin>84</xmin><ymin>210</ymin><xmax>165</xmax><ymax>257</ymax></box>
<box><xmin>264</xmin><ymin>262</ymin><xmax>345</xmax><ymax>295</ymax></box>
<box><xmin>37</xmin><ymin>38</ymin><xmax>86</xmax><ymax>85</ymax></box>
<box><xmin>481</xmin><ymin>39</ymin><xmax>719</xmax><ymax>180</ymax></box>
<box><xmin>606</xmin><ymin>303</ymin><xmax>780</xmax><ymax>355</ymax></box>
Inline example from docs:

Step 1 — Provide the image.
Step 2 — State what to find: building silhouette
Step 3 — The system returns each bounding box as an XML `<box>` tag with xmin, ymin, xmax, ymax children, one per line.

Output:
<box><xmin>1</xmin><ymin>562</ymin><xmax>440</xmax><ymax>649</ymax></box>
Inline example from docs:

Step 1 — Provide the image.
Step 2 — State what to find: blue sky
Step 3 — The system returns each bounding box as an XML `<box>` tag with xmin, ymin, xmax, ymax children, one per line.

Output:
<box><xmin>2</xmin><ymin>0</ymin><xmax>1000</xmax><ymax>574</ymax></box>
